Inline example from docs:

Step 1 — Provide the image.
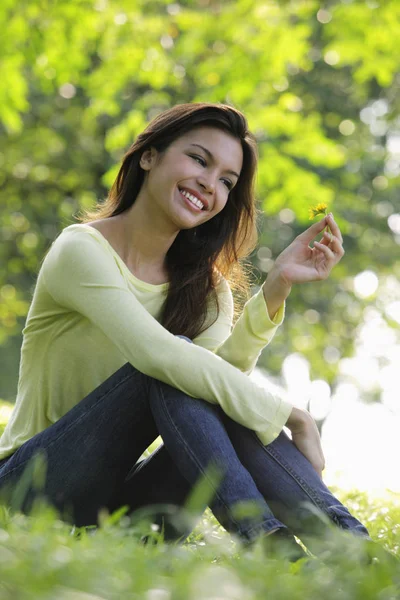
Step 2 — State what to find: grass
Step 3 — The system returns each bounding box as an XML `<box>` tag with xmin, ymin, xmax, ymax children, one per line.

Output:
<box><xmin>0</xmin><ymin>491</ymin><xmax>399</xmax><ymax>600</ymax></box>
<box><xmin>0</xmin><ymin>401</ymin><xmax>399</xmax><ymax>599</ymax></box>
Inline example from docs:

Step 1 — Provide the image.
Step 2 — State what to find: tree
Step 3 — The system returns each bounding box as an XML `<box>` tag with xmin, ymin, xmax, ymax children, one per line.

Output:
<box><xmin>1</xmin><ymin>0</ymin><xmax>399</xmax><ymax>410</ymax></box>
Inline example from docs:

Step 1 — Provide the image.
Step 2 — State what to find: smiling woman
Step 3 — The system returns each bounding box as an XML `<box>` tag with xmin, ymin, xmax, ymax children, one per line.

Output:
<box><xmin>77</xmin><ymin>104</ymin><xmax>257</xmax><ymax>341</ymax></box>
<box><xmin>0</xmin><ymin>103</ymin><xmax>375</xmax><ymax>565</ymax></box>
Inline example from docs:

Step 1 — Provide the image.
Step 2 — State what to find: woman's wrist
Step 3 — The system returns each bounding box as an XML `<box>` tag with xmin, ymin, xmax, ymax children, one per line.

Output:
<box><xmin>262</xmin><ymin>267</ymin><xmax>292</xmax><ymax>321</ymax></box>
<box><xmin>285</xmin><ymin>406</ymin><xmax>310</xmax><ymax>432</ymax></box>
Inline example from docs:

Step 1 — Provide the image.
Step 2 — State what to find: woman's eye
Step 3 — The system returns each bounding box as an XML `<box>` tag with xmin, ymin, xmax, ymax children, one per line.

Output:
<box><xmin>190</xmin><ymin>154</ymin><xmax>206</xmax><ymax>166</ymax></box>
<box><xmin>223</xmin><ymin>179</ymin><xmax>233</xmax><ymax>190</ymax></box>
<box><xmin>190</xmin><ymin>155</ymin><xmax>232</xmax><ymax>190</ymax></box>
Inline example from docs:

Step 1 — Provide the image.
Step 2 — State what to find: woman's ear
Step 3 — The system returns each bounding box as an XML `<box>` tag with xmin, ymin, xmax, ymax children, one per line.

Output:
<box><xmin>140</xmin><ymin>148</ymin><xmax>156</xmax><ymax>171</ymax></box>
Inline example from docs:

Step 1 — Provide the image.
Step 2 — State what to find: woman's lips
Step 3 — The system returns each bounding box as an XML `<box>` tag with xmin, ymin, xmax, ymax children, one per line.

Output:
<box><xmin>178</xmin><ymin>188</ymin><xmax>203</xmax><ymax>213</ymax></box>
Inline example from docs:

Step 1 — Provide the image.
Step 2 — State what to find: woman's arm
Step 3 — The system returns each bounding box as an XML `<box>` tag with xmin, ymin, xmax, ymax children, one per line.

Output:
<box><xmin>261</xmin><ymin>213</ymin><xmax>345</xmax><ymax>478</ymax></box>
<box><xmin>41</xmin><ymin>227</ymin><xmax>293</xmax><ymax>447</ymax></box>
<box><xmin>194</xmin><ymin>277</ymin><xmax>287</xmax><ymax>375</ymax></box>
<box><xmin>204</xmin><ymin>214</ymin><xmax>343</xmax><ymax>375</ymax></box>
<box><xmin>262</xmin><ymin>267</ymin><xmax>292</xmax><ymax>321</ymax></box>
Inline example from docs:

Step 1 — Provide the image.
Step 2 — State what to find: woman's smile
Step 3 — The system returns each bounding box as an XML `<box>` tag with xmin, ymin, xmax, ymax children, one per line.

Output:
<box><xmin>177</xmin><ymin>187</ymin><xmax>205</xmax><ymax>214</ymax></box>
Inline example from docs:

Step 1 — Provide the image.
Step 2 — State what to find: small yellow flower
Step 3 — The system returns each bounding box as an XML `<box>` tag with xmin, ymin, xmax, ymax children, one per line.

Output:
<box><xmin>309</xmin><ymin>203</ymin><xmax>328</xmax><ymax>220</ymax></box>
<box><xmin>309</xmin><ymin>202</ymin><xmax>333</xmax><ymax>243</ymax></box>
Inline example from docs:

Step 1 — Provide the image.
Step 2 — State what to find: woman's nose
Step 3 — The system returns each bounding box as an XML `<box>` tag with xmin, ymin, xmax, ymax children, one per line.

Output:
<box><xmin>198</xmin><ymin>178</ymin><xmax>215</xmax><ymax>194</ymax></box>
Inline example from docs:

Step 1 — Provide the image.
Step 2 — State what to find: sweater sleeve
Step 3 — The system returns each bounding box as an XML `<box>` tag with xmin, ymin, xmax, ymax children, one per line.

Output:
<box><xmin>41</xmin><ymin>228</ymin><xmax>293</xmax><ymax>446</ymax></box>
<box><xmin>193</xmin><ymin>276</ymin><xmax>285</xmax><ymax>375</ymax></box>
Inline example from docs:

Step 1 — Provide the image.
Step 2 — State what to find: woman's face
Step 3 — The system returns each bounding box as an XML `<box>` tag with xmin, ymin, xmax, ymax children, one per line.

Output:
<box><xmin>139</xmin><ymin>126</ymin><xmax>243</xmax><ymax>230</ymax></box>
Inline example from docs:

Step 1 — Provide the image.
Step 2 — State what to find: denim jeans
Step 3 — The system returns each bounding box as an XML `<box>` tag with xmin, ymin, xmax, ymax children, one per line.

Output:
<box><xmin>0</xmin><ymin>335</ymin><xmax>369</xmax><ymax>551</ymax></box>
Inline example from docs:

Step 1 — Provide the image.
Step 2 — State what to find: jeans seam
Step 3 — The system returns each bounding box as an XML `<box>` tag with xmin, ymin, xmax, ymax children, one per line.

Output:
<box><xmin>250</xmin><ymin>431</ymin><xmax>328</xmax><ymax>514</ymax></box>
<box><xmin>0</xmin><ymin>365</ymin><xmax>140</xmax><ymax>483</ymax></box>
<box><xmin>154</xmin><ymin>380</ymin><xmax>247</xmax><ymax>535</ymax></box>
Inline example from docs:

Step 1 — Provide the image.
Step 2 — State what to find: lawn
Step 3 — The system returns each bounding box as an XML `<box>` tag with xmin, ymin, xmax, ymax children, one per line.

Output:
<box><xmin>0</xmin><ymin>401</ymin><xmax>399</xmax><ymax>599</ymax></box>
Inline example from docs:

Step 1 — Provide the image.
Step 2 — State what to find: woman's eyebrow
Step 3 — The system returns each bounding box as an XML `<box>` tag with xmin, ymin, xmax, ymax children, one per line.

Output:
<box><xmin>188</xmin><ymin>143</ymin><xmax>240</xmax><ymax>179</ymax></box>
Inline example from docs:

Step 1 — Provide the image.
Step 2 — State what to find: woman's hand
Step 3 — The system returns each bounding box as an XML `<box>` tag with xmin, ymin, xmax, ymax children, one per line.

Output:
<box><xmin>272</xmin><ymin>213</ymin><xmax>344</xmax><ymax>286</ymax></box>
<box><xmin>286</xmin><ymin>407</ymin><xmax>325</xmax><ymax>479</ymax></box>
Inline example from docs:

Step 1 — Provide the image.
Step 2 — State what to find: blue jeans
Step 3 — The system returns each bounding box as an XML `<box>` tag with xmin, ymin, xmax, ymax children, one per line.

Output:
<box><xmin>0</xmin><ymin>335</ymin><xmax>369</xmax><ymax>550</ymax></box>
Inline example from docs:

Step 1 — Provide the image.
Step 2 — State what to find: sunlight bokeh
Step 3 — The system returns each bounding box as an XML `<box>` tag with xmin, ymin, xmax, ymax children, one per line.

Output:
<box><xmin>251</xmin><ymin>274</ymin><xmax>400</xmax><ymax>502</ymax></box>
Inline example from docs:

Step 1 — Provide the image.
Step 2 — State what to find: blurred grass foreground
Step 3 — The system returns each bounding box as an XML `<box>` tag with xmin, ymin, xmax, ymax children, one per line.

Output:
<box><xmin>0</xmin><ymin>400</ymin><xmax>399</xmax><ymax>599</ymax></box>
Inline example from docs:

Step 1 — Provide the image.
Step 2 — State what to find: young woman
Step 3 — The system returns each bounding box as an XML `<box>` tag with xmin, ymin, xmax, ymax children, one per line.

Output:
<box><xmin>0</xmin><ymin>102</ymin><xmax>370</xmax><ymax>562</ymax></box>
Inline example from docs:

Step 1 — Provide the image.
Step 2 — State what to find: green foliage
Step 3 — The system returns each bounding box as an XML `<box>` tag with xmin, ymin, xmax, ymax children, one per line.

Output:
<box><xmin>0</xmin><ymin>490</ymin><xmax>398</xmax><ymax>599</ymax></box>
<box><xmin>0</xmin><ymin>0</ymin><xmax>399</xmax><ymax>407</ymax></box>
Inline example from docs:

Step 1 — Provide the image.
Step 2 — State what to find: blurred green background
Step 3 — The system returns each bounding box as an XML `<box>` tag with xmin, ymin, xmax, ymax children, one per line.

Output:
<box><xmin>0</xmin><ymin>0</ymin><xmax>399</xmax><ymax>429</ymax></box>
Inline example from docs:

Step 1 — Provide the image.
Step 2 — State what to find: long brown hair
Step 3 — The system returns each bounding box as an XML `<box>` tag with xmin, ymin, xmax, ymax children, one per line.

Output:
<box><xmin>76</xmin><ymin>103</ymin><xmax>261</xmax><ymax>339</ymax></box>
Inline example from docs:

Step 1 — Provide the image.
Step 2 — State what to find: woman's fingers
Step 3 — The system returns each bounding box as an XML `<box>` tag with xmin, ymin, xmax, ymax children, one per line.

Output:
<box><xmin>298</xmin><ymin>213</ymin><xmax>343</xmax><ymax>247</ymax></box>
<box><xmin>314</xmin><ymin>240</ymin><xmax>336</xmax><ymax>261</ymax></box>
<box><xmin>320</xmin><ymin>231</ymin><xmax>345</xmax><ymax>254</ymax></box>
<box><xmin>326</xmin><ymin>214</ymin><xmax>343</xmax><ymax>243</ymax></box>
<box><xmin>297</xmin><ymin>216</ymin><xmax>330</xmax><ymax>244</ymax></box>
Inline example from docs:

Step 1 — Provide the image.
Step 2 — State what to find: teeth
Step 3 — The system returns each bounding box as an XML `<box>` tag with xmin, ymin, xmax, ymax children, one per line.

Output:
<box><xmin>180</xmin><ymin>189</ymin><xmax>204</xmax><ymax>210</ymax></box>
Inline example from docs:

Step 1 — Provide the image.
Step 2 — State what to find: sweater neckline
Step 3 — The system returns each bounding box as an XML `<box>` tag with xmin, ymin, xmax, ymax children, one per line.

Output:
<box><xmin>65</xmin><ymin>223</ymin><xmax>170</xmax><ymax>293</ymax></box>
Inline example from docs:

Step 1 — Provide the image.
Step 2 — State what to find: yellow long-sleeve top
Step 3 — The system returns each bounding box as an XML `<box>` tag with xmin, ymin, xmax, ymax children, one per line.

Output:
<box><xmin>0</xmin><ymin>224</ymin><xmax>293</xmax><ymax>460</ymax></box>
